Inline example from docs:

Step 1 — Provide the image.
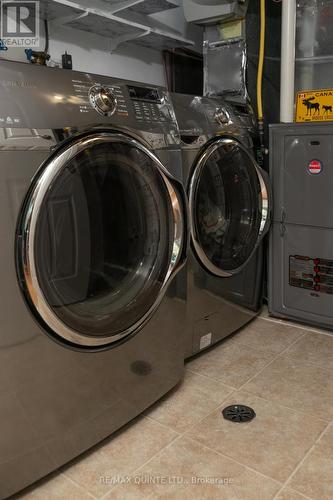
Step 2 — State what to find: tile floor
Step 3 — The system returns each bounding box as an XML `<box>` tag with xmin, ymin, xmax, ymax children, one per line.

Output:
<box><xmin>16</xmin><ymin>310</ymin><xmax>333</xmax><ymax>500</ymax></box>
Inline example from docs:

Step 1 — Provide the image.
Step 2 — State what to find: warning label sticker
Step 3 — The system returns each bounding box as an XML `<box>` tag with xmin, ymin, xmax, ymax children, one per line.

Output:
<box><xmin>289</xmin><ymin>255</ymin><xmax>333</xmax><ymax>294</ymax></box>
<box><xmin>295</xmin><ymin>89</ymin><xmax>333</xmax><ymax>122</ymax></box>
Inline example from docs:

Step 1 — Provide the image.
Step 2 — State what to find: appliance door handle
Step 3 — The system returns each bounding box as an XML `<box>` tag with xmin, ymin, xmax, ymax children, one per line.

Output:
<box><xmin>168</xmin><ymin>176</ymin><xmax>189</xmax><ymax>273</ymax></box>
<box><xmin>254</xmin><ymin>163</ymin><xmax>272</xmax><ymax>241</ymax></box>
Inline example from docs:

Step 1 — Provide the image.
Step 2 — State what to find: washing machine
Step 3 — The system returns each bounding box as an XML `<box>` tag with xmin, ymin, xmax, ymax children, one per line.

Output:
<box><xmin>0</xmin><ymin>60</ymin><xmax>188</xmax><ymax>499</ymax></box>
<box><xmin>171</xmin><ymin>93</ymin><xmax>270</xmax><ymax>358</ymax></box>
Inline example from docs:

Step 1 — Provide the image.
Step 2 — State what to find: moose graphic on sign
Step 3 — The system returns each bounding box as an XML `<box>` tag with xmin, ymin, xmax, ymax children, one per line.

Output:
<box><xmin>302</xmin><ymin>96</ymin><xmax>320</xmax><ymax>116</ymax></box>
<box><xmin>296</xmin><ymin>89</ymin><xmax>333</xmax><ymax>122</ymax></box>
<box><xmin>322</xmin><ymin>104</ymin><xmax>333</xmax><ymax>114</ymax></box>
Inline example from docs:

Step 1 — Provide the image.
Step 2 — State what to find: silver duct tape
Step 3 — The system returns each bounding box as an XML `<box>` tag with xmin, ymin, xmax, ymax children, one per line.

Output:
<box><xmin>203</xmin><ymin>37</ymin><xmax>248</xmax><ymax>100</ymax></box>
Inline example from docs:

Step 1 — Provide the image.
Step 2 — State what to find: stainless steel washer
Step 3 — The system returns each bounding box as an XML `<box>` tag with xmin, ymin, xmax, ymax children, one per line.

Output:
<box><xmin>0</xmin><ymin>61</ymin><xmax>187</xmax><ymax>498</ymax></box>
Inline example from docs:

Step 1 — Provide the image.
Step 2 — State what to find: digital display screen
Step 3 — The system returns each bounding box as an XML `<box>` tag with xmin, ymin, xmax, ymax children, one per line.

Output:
<box><xmin>127</xmin><ymin>85</ymin><xmax>161</xmax><ymax>102</ymax></box>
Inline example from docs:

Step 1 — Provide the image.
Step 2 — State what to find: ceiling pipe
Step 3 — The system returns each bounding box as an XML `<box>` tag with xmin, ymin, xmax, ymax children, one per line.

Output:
<box><xmin>280</xmin><ymin>0</ymin><xmax>297</xmax><ymax>123</ymax></box>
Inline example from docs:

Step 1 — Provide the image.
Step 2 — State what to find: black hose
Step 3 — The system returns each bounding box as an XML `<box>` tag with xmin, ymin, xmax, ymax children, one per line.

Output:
<box><xmin>44</xmin><ymin>19</ymin><xmax>49</xmax><ymax>54</ymax></box>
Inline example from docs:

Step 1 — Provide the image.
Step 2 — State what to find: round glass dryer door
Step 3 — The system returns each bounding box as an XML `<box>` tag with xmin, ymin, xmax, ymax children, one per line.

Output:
<box><xmin>189</xmin><ymin>137</ymin><xmax>269</xmax><ymax>277</ymax></box>
<box><xmin>17</xmin><ymin>132</ymin><xmax>185</xmax><ymax>347</ymax></box>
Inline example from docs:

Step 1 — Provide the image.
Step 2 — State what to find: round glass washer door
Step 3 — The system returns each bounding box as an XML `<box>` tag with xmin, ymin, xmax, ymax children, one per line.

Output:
<box><xmin>17</xmin><ymin>132</ymin><xmax>185</xmax><ymax>347</ymax></box>
<box><xmin>188</xmin><ymin>137</ymin><xmax>270</xmax><ymax>277</ymax></box>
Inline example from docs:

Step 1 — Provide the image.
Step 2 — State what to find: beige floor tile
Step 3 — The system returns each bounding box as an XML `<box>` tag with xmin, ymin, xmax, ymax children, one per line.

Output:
<box><xmin>186</xmin><ymin>390</ymin><xmax>326</xmax><ymax>483</ymax></box>
<box><xmin>63</xmin><ymin>416</ymin><xmax>178</xmax><ymax>498</ymax></box>
<box><xmin>105</xmin><ymin>436</ymin><xmax>281</xmax><ymax>499</ymax></box>
<box><xmin>17</xmin><ymin>473</ymin><xmax>92</xmax><ymax>499</ymax></box>
<box><xmin>231</xmin><ymin>318</ymin><xmax>305</xmax><ymax>355</ymax></box>
<box><xmin>244</xmin><ymin>356</ymin><xmax>333</xmax><ymax>421</ymax></box>
<box><xmin>145</xmin><ymin>370</ymin><xmax>233</xmax><ymax>433</ymax></box>
<box><xmin>289</xmin><ymin>424</ymin><xmax>333</xmax><ymax>500</ymax></box>
<box><xmin>285</xmin><ymin>332</ymin><xmax>333</xmax><ymax>370</ymax></box>
<box><xmin>186</xmin><ymin>339</ymin><xmax>274</xmax><ymax>388</ymax></box>
<box><xmin>275</xmin><ymin>488</ymin><xmax>312</xmax><ymax>500</ymax></box>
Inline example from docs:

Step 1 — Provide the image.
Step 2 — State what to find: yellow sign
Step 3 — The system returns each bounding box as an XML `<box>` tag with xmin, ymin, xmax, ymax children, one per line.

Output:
<box><xmin>296</xmin><ymin>89</ymin><xmax>333</xmax><ymax>122</ymax></box>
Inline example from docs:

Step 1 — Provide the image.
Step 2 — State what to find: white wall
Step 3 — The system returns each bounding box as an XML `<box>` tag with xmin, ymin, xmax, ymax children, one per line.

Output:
<box><xmin>0</xmin><ymin>6</ymin><xmax>202</xmax><ymax>86</ymax></box>
<box><xmin>50</xmin><ymin>26</ymin><xmax>167</xmax><ymax>86</ymax></box>
<box><xmin>0</xmin><ymin>24</ymin><xmax>166</xmax><ymax>85</ymax></box>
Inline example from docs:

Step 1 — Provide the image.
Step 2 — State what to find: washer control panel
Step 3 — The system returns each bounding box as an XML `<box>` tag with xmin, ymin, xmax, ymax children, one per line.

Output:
<box><xmin>88</xmin><ymin>85</ymin><xmax>117</xmax><ymax>116</ymax></box>
<box><xmin>128</xmin><ymin>85</ymin><xmax>170</xmax><ymax>124</ymax></box>
<box><xmin>73</xmin><ymin>79</ymin><xmax>129</xmax><ymax>117</ymax></box>
<box><xmin>132</xmin><ymin>100</ymin><xmax>168</xmax><ymax>122</ymax></box>
<box><xmin>73</xmin><ymin>79</ymin><xmax>175</xmax><ymax>132</ymax></box>
<box><xmin>0</xmin><ymin>60</ymin><xmax>180</xmax><ymax>139</ymax></box>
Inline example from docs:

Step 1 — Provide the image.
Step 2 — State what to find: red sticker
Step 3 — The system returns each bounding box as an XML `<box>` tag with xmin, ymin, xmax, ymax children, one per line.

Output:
<box><xmin>308</xmin><ymin>159</ymin><xmax>323</xmax><ymax>175</ymax></box>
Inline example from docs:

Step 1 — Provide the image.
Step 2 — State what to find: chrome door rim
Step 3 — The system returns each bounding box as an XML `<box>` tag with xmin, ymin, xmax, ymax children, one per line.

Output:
<box><xmin>188</xmin><ymin>137</ymin><xmax>269</xmax><ymax>278</ymax></box>
<box><xmin>19</xmin><ymin>132</ymin><xmax>185</xmax><ymax>347</ymax></box>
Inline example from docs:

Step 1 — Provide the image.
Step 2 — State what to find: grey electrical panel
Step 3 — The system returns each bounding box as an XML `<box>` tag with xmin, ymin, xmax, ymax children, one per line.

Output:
<box><xmin>269</xmin><ymin>123</ymin><xmax>333</xmax><ymax>332</ymax></box>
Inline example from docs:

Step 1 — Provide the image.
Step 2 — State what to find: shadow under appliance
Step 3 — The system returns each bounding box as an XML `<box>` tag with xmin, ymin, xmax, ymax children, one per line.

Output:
<box><xmin>269</xmin><ymin>123</ymin><xmax>333</xmax><ymax>331</ymax></box>
<box><xmin>171</xmin><ymin>93</ymin><xmax>270</xmax><ymax>358</ymax></box>
<box><xmin>0</xmin><ymin>61</ymin><xmax>187</xmax><ymax>498</ymax></box>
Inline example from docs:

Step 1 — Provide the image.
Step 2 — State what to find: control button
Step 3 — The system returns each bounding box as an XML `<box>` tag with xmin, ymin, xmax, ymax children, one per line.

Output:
<box><xmin>88</xmin><ymin>85</ymin><xmax>117</xmax><ymax>116</ymax></box>
<box><xmin>214</xmin><ymin>107</ymin><xmax>229</xmax><ymax>125</ymax></box>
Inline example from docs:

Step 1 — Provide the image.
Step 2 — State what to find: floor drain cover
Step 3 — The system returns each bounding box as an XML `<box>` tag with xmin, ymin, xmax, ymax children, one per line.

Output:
<box><xmin>222</xmin><ymin>404</ymin><xmax>256</xmax><ymax>423</ymax></box>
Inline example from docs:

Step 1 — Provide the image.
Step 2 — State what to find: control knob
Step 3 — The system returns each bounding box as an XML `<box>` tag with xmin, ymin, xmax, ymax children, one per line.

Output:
<box><xmin>214</xmin><ymin>107</ymin><xmax>229</xmax><ymax>126</ymax></box>
<box><xmin>89</xmin><ymin>85</ymin><xmax>117</xmax><ymax>116</ymax></box>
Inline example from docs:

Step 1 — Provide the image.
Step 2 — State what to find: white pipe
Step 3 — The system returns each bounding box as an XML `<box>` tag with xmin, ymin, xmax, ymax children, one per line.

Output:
<box><xmin>280</xmin><ymin>0</ymin><xmax>297</xmax><ymax>123</ymax></box>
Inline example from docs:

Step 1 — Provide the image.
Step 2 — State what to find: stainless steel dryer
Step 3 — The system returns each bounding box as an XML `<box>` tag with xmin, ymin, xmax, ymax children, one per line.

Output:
<box><xmin>0</xmin><ymin>61</ymin><xmax>187</xmax><ymax>498</ymax></box>
<box><xmin>171</xmin><ymin>93</ymin><xmax>270</xmax><ymax>358</ymax></box>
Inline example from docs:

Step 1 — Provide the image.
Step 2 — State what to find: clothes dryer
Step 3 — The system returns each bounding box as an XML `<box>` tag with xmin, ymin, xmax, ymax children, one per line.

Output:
<box><xmin>171</xmin><ymin>93</ymin><xmax>270</xmax><ymax>358</ymax></box>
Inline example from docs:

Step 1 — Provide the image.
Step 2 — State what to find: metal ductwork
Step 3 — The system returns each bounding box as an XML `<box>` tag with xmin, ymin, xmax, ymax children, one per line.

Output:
<box><xmin>183</xmin><ymin>0</ymin><xmax>249</xmax><ymax>25</ymax></box>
